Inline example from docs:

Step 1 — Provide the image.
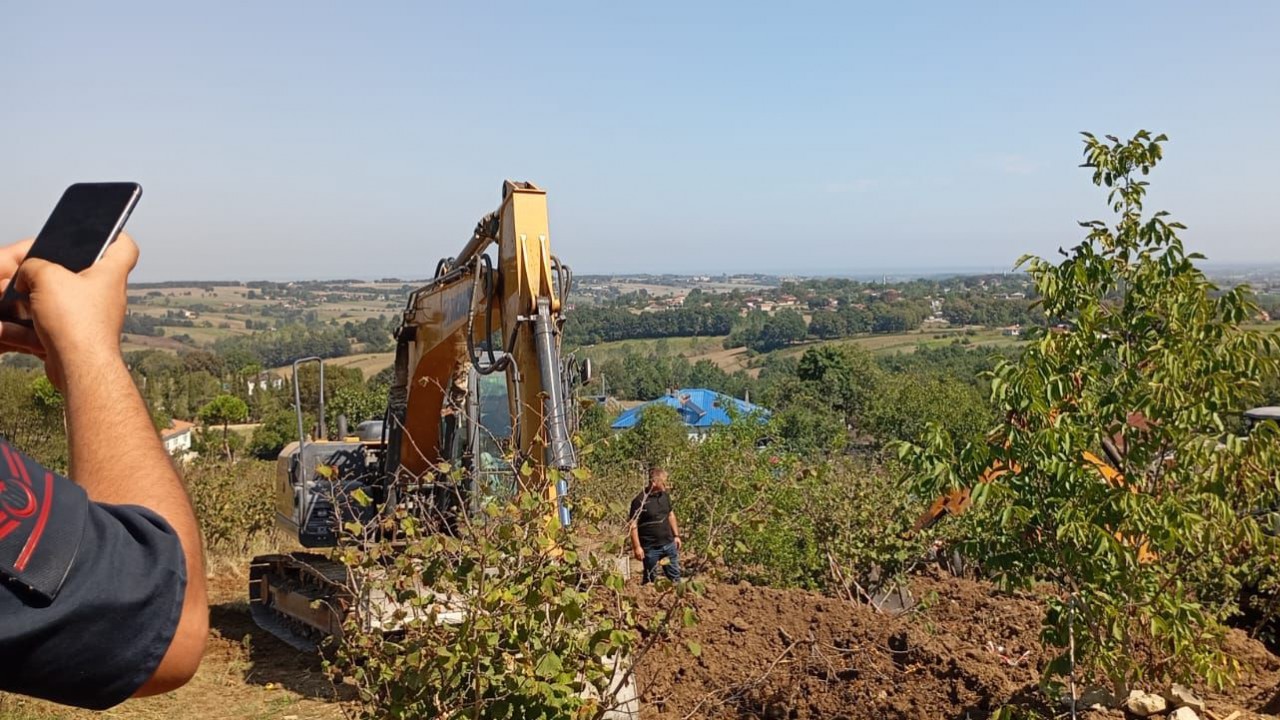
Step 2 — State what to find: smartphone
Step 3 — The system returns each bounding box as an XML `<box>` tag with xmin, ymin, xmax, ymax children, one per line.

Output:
<box><xmin>0</xmin><ymin>182</ymin><xmax>142</xmax><ymax>324</ymax></box>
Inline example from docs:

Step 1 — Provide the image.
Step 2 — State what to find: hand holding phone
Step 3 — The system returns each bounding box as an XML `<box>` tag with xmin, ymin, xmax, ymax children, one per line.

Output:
<box><xmin>0</xmin><ymin>183</ymin><xmax>142</xmax><ymax>326</ymax></box>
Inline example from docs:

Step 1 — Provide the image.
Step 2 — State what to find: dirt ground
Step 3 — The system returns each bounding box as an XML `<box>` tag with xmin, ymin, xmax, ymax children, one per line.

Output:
<box><xmin>635</xmin><ymin>569</ymin><xmax>1280</xmax><ymax>720</ymax></box>
<box><xmin>5</xmin><ymin>567</ymin><xmax>1280</xmax><ymax>719</ymax></box>
<box><xmin>0</xmin><ymin>567</ymin><xmax>347</xmax><ymax>720</ymax></box>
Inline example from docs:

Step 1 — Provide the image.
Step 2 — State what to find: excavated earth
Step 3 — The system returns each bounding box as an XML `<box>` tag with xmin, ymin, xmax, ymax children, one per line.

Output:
<box><xmin>634</xmin><ymin>568</ymin><xmax>1280</xmax><ymax>719</ymax></box>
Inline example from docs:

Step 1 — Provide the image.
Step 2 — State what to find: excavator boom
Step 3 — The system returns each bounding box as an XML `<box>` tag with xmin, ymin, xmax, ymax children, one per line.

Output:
<box><xmin>250</xmin><ymin>180</ymin><xmax>585</xmax><ymax>644</ymax></box>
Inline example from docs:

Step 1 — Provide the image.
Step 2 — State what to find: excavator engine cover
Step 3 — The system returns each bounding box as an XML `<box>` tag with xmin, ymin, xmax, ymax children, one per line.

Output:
<box><xmin>278</xmin><ymin>441</ymin><xmax>377</xmax><ymax>548</ymax></box>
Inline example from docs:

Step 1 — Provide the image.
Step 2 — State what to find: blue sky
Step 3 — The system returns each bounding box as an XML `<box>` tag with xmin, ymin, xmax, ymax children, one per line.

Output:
<box><xmin>2</xmin><ymin>1</ymin><xmax>1277</xmax><ymax>280</ymax></box>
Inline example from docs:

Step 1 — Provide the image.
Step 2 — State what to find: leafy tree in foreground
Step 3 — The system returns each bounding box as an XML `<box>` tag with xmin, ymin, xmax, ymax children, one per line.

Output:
<box><xmin>904</xmin><ymin>131</ymin><xmax>1280</xmax><ymax>692</ymax></box>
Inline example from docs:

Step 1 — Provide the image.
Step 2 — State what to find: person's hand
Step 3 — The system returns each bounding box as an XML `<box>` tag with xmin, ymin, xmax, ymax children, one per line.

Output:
<box><xmin>0</xmin><ymin>238</ymin><xmax>44</xmax><ymax>358</ymax></box>
<box><xmin>674</xmin><ymin>536</ymin><xmax>683</xmax><ymax>551</ymax></box>
<box><xmin>13</xmin><ymin>234</ymin><xmax>138</xmax><ymax>390</ymax></box>
<box><xmin>632</xmin><ymin>547</ymin><xmax>644</xmax><ymax>562</ymax></box>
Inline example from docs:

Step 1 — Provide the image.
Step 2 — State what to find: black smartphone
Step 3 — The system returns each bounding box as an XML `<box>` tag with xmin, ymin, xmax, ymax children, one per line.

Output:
<box><xmin>0</xmin><ymin>182</ymin><xmax>142</xmax><ymax>324</ymax></box>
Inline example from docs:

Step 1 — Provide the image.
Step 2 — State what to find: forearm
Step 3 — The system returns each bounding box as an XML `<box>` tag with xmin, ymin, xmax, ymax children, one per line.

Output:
<box><xmin>63</xmin><ymin>353</ymin><xmax>183</xmax><ymax>506</ymax></box>
<box><xmin>61</xmin><ymin>351</ymin><xmax>207</xmax><ymax>690</ymax></box>
<box><xmin>669</xmin><ymin>512</ymin><xmax>680</xmax><ymax>539</ymax></box>
<box><xmin>630</xmin><ymin>524</ymin><xmax>642</xmax><ymax>552</ymax></box>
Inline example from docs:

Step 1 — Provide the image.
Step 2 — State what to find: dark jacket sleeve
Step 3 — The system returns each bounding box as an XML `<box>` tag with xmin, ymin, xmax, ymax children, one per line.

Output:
<box><xmin>0</xmin><ymin>440</ymin><xmax>187</xmax><ymax>710</ymax></box>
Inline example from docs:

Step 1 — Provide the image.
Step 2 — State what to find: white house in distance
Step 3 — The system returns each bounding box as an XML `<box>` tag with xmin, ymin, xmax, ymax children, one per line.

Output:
<box><xmin>247</xmin><ymin>371</ymin><xmax>286</xmax><ymax>396</ymax></box>
<box><xmin>161</xmin><ymin>419</ymin><xmax>195</xmax><ymax>461</ymax></box>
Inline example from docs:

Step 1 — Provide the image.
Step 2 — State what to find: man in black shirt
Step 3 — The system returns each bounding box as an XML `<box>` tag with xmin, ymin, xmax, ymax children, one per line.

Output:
<box><xmin>0</xmin><ymin>235</ymin><xmax>207</xmax><ymax>708</ymax></box>
<box><xmin>629</xmin><ymin>467</ymin><xmax>681</xmax><ymax>584</ymax></box>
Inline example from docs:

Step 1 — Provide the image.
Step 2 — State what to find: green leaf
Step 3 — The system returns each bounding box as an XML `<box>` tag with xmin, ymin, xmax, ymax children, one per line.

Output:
<box><xmin>535</xmin><ymin>652</ymin><xmax>563</xmax><ymax>679</ymax></box>
<box><xmin>351</xmin><ymin>487</ymin><xmax>373</xmax><ymax>507</ymax></box>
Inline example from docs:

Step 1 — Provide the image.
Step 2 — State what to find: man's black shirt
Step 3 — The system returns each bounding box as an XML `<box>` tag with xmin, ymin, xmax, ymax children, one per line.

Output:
<box><xmin>0</xmin><ymin>439</ymin><xmax>186</xmax><ymax>710</ymax></box>
<box><xmin>630</xmin><ymin>490</ymin><xmax>674</xmax><ymax>549</ymax></box>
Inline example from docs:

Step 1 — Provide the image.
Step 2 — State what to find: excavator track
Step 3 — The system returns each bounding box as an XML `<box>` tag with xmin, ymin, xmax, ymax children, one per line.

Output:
<box><xmin>248</xmin><ymin>552</ymin><xmax>351</xmax><ymax>653</ymax></box>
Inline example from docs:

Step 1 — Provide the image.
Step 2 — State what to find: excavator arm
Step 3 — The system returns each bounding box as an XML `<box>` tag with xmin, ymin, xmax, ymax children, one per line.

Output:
<box><xmin>251</xmin><ymin>180</ymin><xmax>586</xmax><ymax>650</ymax></box>
<box><xmin>384</xmin><ymin>180</ymin><xmax>577</xmax><ymax>524</ymax></box>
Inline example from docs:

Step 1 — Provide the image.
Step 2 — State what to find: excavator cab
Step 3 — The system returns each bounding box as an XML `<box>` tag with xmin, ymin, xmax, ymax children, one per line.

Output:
<box><xmin>436</xmin><ymin>354</ymin><xmax>519</xmax><ymax>518</ymax></box>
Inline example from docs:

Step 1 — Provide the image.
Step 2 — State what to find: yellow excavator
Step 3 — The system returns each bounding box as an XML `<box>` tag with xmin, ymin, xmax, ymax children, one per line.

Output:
<box><xmin>248</xmin><ymin>181</ymin><xmax>590</xmax><ymax>648</ymax></box>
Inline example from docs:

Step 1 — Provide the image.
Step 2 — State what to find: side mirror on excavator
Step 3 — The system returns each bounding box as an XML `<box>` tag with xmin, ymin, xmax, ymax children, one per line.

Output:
<box><xmin>579</xmin><ymin>357</ymin><xmax>593</xmax><ymax>385</ymax></box>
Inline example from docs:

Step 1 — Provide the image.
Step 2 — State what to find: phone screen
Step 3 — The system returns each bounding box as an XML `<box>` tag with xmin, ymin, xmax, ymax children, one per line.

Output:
<box><xmin>27</xmin><ymin>183</ymin><xmax>141</xmax><ymax>271</ymax></box>
<box><xmin>0</xmin><ymin>182</ymin><xmax>141</xmax><ymax>323</ymax></box>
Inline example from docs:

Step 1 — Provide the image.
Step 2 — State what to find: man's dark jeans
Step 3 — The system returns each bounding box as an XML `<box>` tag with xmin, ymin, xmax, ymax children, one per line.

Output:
<box><xmin>642</xmin><ymin>541</ymin><xmax>680</xmax><ymax>584</ymax></box>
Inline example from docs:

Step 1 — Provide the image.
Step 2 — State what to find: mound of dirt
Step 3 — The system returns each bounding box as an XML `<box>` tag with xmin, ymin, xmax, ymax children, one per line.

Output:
<box><xmin>634</xmin><ymin>570</ymin><xmax>1280</xmax><ymax>719</ymax></box>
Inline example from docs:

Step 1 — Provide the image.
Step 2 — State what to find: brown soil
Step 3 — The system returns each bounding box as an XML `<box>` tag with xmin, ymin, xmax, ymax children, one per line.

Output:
<box><xmin>0</xmin><ymin>566</ymin><xmax>346</xmax><ymax>720</ymax></box>
<box><xmin>687</xmin><ymin>346</ymin><xmax>753</xmax><ymax>374</ymax></box>
<box><xmin>635</xmin><ymin>569</ymin><xmax>1280</xmax><ymax>719</ymax></box>
<box><xmin>6</xmin><ymin>564</ymin><xmax>1278</xmax><ymax>718</ymax></box>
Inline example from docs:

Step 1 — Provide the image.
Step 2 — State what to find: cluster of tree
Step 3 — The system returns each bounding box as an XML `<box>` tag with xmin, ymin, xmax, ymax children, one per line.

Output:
<box><xmin>213</xmin><ymin>324</ymin><xmax>351</xmax><ymax>369</ymax></box>
<box><xmin>121</xmin><ymin>311</ymin><xmax>196</xmax><ymax>336</ymax></box>
<box><xmin>726</xmin><ymin>297</ymin><xmax>1036</xmax><ymax>354</ymax></box>
<box><xmin>581</xmin><ymin>340</ymin><xmax>1000</xmax><ymax>455</ymax></box>
<box><xmin>122</xmin><ymin>313</ymin><xmax>168</xmax><ymax>336</ymax></box>
<box><xmin>725</xmin><ymin>309</ymin><xmax>808</xmax><ymax>352</ymax></box>
<box><xmin>941</xmin><ymin>295</ymin><xmax>1039</xmax><ymax>327</ymax></box>
<box><xmin>588</xmin><ymin>353</ymin><xmax>757</xmax><ymax>403</ymax></box>
<box><xmin>129</xmin><ymin>280</ymin><xmax>243</xmax><ymax>289</ymax></box>
<box><xmin>343</xmin><ymin>315</ymin><xmax>395</xmax><ymax>352</ymax></box>
<box><xmin>124</xmin><ymin>349</ymin><xmax>228</xmax><ymax>428</ymax></box>
<box><xmin>805</xmin><ymin>299</ymin><xmax>937</xmax><ymax>339</ymax></box>
<box><xmin>761</xmin><ymin>344</ymin><xmax>995</xmax><ymax>454</ymax></box>
<box><xmin>245</xmin><ymin>362</ymin><xmax>389</xmax><ymax>460</ymax></box>
<box><xmin>563</xmin><ymin>306</ymin><xmax>734</xmax><ymax>346</ymax></box>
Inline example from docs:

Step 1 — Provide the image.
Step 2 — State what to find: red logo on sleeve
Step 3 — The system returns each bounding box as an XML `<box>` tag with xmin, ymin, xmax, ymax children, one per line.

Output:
<box><xmin>0</xmin><ymin>443</ymin><xmax>54</xmax><ymax>571</ymax></box>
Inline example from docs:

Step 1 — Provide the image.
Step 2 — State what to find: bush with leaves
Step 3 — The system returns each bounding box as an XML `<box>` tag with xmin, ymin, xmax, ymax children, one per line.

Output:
<box><xmin>902</xmin><ymin>131</ymin><xmax>1280</xmax><ymax>692</ymax></box>
<box><xmin>331</xmin><ymin>464</ymin><xmax>689</xmax><ymax>720</ymax></box>
<box><xmin>249</xmin><ymin>408</ymin><xmax>312</xmax><ymax>459</ymax></box>
<box><xmin>325</xmin><ymin>382</ymin><xmax>386</xmax><ymax>431</ymax></box>
<box><xmin>0</xmin><ymin>368</ymin><xmax>68</xmax><ymax>472</ymax></box>
<box><xmin>580</xmin><ymin>408</ymin><xmax>938</xmax><ymax>594</ymax></box>
<box><xmin>183</xmin><ymin>459</ymin><xmax>277</xmax><ymax>555</ymax></box>
<box><xmin>862</xmin><ymin>370</ymin><xmax>992</xmax><ymax>447</ymax></box>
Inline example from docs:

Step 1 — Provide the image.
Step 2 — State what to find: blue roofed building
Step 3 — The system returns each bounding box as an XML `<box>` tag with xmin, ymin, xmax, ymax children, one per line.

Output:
<box><xmin>611</xmin><ymin>388</ymin><xmax>770</xmax><ymax>438</ymax></box>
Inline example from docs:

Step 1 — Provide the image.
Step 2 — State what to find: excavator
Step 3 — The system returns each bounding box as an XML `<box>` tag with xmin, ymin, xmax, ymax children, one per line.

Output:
<box><xmin>248</xmin><ymin>180</ymin><xmax>591</xmax><ymax>650</ymax></box>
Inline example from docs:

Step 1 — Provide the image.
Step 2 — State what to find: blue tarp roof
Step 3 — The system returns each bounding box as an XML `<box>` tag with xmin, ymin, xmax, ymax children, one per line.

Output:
<box><xmin>611</xmin><ymin>388</ymin><xmax>769</xmax><ymax>430</ymax></box>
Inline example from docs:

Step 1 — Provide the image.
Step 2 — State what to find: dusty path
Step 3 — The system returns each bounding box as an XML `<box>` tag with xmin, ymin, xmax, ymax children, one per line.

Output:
<box><xmin>0</xmin><ymin>569</ymin><xmax>346</xmax><ymax>720</ymax></box>
<box><xmin>6</xmin><ymin>567</ymin><xmax>1280</xmax><ymax>719</ymax></box>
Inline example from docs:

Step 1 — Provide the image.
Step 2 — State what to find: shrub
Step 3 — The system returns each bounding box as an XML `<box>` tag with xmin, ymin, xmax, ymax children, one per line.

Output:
<box><xmin>580</xmin><ymin>413</ymin><xmax>939</xmax><ymax>594</ymax></box>
<box><xmin>0</xmin><ymin>368</ymin><xmax>68</xmax><ymax>472</ymax></box>
<box><xmin>903</xmin><ymin>131</ymin><xmax>1280</xmax><ymax>691</ymax></box>
<box><xmin>184</xmin><ymin>459</ymin><xmax>276</xmax><ymax>555</ymax></box>
<box><xmin>332</xmin><ymin>467</ymin><xmax>686</xmax><ymax>720</ymax></box>
<box><xmin>250</xmin><ymin>408</ymin><xmax>309</xmax><ymax>459</ymax></box>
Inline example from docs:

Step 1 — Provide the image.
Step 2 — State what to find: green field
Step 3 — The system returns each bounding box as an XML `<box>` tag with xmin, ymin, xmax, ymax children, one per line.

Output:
<box><xmin>272</xmin><ymin>352</ymin><xmax>395</xmax><ymax>379</ymax></box>
<box><xmin>574</xmin><ymin>335</ymin><xmax>728</xmax><ymax>360</ymax></box>
<box><xmin>578</xmin><ymin>326</ymin><xmax>1027</xmax><ymax>376</ymax></box>
<box><xmin>122</xmin><ymin>283</ymin><xmax>411</xmax><ymax>361</ymax></box>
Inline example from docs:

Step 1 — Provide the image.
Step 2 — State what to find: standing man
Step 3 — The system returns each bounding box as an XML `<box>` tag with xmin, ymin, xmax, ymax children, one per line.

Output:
<box><xmin>629</xmin><ymin>466</ymin><xmax>681</xmax><ymax>584</ymax></box>
<box><xmin>0</xmin><ymin>235</ymin><xmax>207</xmax><ymax>708</ymax></box>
